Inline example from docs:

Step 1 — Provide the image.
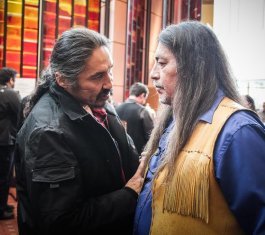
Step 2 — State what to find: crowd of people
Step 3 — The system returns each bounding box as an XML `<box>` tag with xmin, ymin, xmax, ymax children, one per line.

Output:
<box><xmin>0</xmin><ymin>21</ymin><xmax>265</xmax><ymax>235</ymax></box>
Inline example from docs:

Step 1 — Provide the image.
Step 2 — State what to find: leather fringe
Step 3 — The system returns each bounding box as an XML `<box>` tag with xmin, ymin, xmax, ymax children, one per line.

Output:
<box><xmin>163</xmin><ymin>151</ymin><xmax>210</xmax><ymax>223</ymax></box>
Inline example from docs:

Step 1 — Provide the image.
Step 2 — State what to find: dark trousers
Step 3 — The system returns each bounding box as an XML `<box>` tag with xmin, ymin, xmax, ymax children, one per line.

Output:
<box><xmin>0</xmin><ymin>145</ymin><xmax>14</xmax><ymax>214</ymax></box>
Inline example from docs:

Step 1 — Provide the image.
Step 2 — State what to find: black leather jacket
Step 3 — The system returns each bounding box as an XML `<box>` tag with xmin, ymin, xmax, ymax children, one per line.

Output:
<box><xmin>15</xmin><ymin>83</ymin><xmax>139</xmax><ymax>235</ymax></box>
<box><xmin>0</xmin><ymin>85</ymin><xmax>20</xmax><ymax>145</ymax></box>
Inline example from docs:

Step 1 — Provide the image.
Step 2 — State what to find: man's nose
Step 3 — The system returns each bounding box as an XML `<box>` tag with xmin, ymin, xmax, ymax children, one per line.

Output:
<box><xmin>150</xmin><ymin>65</ymin><xmax>159</xmax><ymax>80</ymax></box>
<box><xmin>104</xmin><ymin>73</ymin><xmax>113</xmax><ymax>89</ymax></box>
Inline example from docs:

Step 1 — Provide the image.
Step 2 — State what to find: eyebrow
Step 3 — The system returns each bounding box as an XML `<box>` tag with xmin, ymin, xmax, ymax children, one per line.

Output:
<box><xmin>90</xmin><ymin>64</ymin><xmax>113</xmax><ymax>78</ymax></box>
<box><xmin>90</xmin><ymin>71</ymin><xmax>104</xmax><ymax>78</ymax></box>
<box><xmin>155</xmin><ymin>55</ymin><xmax>166</xmax><ymax>61</ymax></box>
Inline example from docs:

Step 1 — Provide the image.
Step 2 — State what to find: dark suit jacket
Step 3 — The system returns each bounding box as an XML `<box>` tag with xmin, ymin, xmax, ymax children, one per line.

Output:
<box><xmin>0</xmin><ymin>85</ymin><xmax>20</xmax><ymax>145</ymax></box>
<box><xmin>116</xmin><ymin>99</ymin><xmax>154</xmax><ymax>153</ymax></box>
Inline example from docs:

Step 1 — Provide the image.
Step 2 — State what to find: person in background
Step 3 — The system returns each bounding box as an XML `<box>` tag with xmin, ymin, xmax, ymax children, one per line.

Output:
<box><xmin>134</xmin><ymin>21</ymin><xmax>265</xmax><ymax>235</ymax></box>
<box><xmin>145</xmin><ymin>103</ymin><xmax>156</xmax><ymax>122</ymax></box>
<box><xmin>15</xmin><ymin>27</ymin><xmax>146</xmax><ymax>235</ymax></box>
<box><xmin>0</xmin><ymin>67</ymin><xmax>20</xmax><ymax>220</ymax></box>
<box><xmin>258</xmin><ymin>101</ymin><xmax>265</xmax><ymax>123</ymax></box>
<box><xmin>107</xmin><ymin>89</ymin><xmax>118</xmax><ymax>108</ymax></box>
<box><xmin>242</xmin><ymin>94</ymin><xmax>256</xmax><ymax>111</ymax></box>
<box><xmin>116</xmin><ymin>82</ymin><xmax>154</xmax><ymax>154</ymax></box>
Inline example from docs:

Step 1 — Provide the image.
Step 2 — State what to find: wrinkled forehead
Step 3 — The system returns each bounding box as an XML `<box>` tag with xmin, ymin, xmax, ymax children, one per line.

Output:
<box><xmin>155</xmin><ymin>42</ymin><xmax>175</xmax><ymax>61</ymax></box>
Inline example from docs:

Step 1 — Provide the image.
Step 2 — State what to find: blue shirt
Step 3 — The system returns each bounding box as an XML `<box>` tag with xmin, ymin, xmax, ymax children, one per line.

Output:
<box><xmin>134</xmin><ymin>91</ymin><xmax>265</xmax><ymax>235</ymax></box>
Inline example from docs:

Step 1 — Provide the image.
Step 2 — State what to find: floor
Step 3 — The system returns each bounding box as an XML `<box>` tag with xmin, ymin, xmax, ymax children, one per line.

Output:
<box><xmin>0</xmin><ymin>187</ymin><xmax>18</xmax><ymax>235</ymax></box>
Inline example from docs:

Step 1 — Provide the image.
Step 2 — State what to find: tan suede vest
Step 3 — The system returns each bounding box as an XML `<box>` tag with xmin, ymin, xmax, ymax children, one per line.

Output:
<box><xmin>150</xmin><ymin>97</ymin><xmax>246</xmax><ymax>235</ymax></box>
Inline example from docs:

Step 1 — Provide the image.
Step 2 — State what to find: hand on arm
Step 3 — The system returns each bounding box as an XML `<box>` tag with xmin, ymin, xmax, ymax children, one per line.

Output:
<box><xmin>125</xmin><ymin>155</ymin><xmax>147</xmax><ymax>194</ymax></box>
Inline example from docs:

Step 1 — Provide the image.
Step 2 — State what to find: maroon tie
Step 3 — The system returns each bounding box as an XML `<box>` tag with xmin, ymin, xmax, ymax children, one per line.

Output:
<box><xmin>92</xmin><ymin>108</ymin><xmax>108</xmax><ymax>129</ymax></box>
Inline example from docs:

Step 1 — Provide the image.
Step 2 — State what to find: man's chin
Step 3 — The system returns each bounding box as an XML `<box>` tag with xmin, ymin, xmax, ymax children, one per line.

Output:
<box><xmin>159</xmin><ymin>98</ymin><xmax>171</xmax><ymax>106</ymax></box>
<box><xmin>92</xmin><ymin>101</ymin><xmax>107</xmax><ymax>108</ymax></box>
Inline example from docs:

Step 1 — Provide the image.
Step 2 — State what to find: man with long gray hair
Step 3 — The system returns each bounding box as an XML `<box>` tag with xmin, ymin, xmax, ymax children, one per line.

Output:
<box><xmin>15</xmin><ymin>27</ymin><xmax>146</xmax><ymax>235</ymax></box>
<box><xmin>134</xmin><ymin>21</ymin><xmax>265</xmax><ymax>235</ymax></box>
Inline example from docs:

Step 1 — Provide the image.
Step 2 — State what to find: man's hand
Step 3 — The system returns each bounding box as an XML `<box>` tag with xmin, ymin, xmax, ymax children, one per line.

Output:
<box><xmin>125</xmin><ymin>156</ymin><xmax>147</xmax><ymax>194</ymax></box>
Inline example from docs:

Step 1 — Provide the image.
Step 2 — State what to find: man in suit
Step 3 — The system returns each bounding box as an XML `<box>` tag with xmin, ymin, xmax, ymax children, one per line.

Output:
<box><xmin>0</xmin><ymin>67</ymin><xmax>20</xmax><ymax>220</ymax></box>
<box><xmin>116</xmin><ymin>82</ymin><xmax>154</xmax><ymax>154</ymax></box>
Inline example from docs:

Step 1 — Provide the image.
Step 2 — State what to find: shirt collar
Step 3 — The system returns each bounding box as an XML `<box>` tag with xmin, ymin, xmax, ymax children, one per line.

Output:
<box><xmin>199</xmin><ymin>90</ymin><xmax>225</xmax><ymax>124</ymax></box>
<box><xmin>0</xmin><ymin>85</ymin><xmax>7</xmax><ymax>89</ymax></box>
<box><xmin>126</xmin><ymin>98</ymin><xmax>137</xmax><ymax>104</ymax></box>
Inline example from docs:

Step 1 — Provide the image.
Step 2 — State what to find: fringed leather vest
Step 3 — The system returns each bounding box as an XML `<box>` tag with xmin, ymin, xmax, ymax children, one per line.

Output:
<box><xmin>150</xmin><ymin>97</ymin><xmax>246</xmax><ymax>235</ymax></box>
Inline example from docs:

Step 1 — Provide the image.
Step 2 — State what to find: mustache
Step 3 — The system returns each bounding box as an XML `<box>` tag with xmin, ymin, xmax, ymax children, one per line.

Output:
<box><xmin>154</xmin><ymin>84</ymin><xmax>164</xmax><ymax>89</ymax></box>
<box><xmin>99</xmin><ymin>89</ymin><xmax>111</xmax><ymax>96</ymax></box>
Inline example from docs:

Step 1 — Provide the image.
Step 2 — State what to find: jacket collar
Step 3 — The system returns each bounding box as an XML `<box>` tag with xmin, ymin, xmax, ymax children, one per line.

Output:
<box><xmin>49</xmin><ymin>82</ymin><xmax>117</xmax><ymax>120</ymax></box>
<box><xmin>49</xmin><ymin>82</ymin><xmax>89</xmax><ymax>120</ymax></box>
<box><xmin>126</xmin><ymin>98</ymin><xmax>137</xmax><ymax>104</ymax></box>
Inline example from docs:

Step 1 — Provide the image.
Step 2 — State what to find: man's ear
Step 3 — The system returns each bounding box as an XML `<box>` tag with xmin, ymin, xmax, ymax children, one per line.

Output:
<box><xmin>6</xmin><ymin>77</ymin><xmax>15</xmax><ymax>88</ymax></box>
<box><xmin>55</xmin><ymin>72</ymin><xmax>67</xmax><ymax>88</ymax></box>
<box><xmin>140</xmin><ymin>93</ymin><xmax>146</xmax><ymax>99</ymax></box>
<box><xmin>138</xmin><ymin>93</ymin><xmax>147</xmax><ymax>105</ymax></box>
<box><xmin>140</xmin><ymin>93</ymin><xmax>147</xmax><ymax>101</ymax></box>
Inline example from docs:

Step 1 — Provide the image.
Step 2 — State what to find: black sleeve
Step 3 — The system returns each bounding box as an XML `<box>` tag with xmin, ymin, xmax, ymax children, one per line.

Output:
<box><xmin>125</xmin><ymin>132</ymin><xmax>140</xmax><ymax>177</ymax></box>
<box><xmin>140</xmin><ymin>108</ymin><xmax>154</xmax><ymax>141</ymax></box>
<box><xmin>7</xmin><ymin>90</ymin><xmax>21</xmax><ymax>129</ymax></box>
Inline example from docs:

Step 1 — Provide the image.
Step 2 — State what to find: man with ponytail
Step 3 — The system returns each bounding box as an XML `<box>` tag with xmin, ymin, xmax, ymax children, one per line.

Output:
<box><xmin>15</xmin><ymin>28</ymin><xmax>146</xmax><ymax>235</ymax></box>
<box><xmin>134</xmin><ymin>21</ymin><xmax>265</xmax><ymax>235</ymax></box>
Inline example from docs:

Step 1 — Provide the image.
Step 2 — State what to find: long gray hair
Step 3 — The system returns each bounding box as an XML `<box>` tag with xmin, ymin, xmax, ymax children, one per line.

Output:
<box><xmin>144</xmin><ymin>21</ymin><xmax>241</xmax><ymax>182</ymax></box>
<box><xmin>25</xmin><ymin>27</ymin><xmax>109</xmax><ymax>117</ymax></box>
